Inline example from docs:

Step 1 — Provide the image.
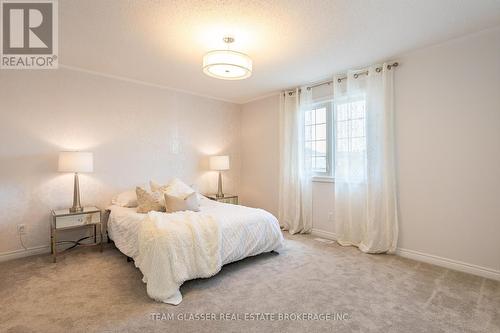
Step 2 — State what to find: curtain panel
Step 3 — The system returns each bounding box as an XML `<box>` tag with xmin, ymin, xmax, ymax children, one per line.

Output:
<box><xmin>278</xmin><ymin>88</ymin><xmax>313</xmax><ymax>234</ymax></box>
<box><xmin>334</xmin><ymin>64</ymin><xmax>399</xmax><ymax>253</ymax></box>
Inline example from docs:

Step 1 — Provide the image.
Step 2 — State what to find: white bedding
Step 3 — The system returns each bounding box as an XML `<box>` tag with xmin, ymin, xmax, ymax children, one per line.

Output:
<box><xmin>136</xmin><ymin>211</ymin><xmax>222</xmax><ymax>304</ymax></box>
<box><xmin>107</xmin><ymin>197</ymin><xmax>284</xmax><ymax>303</ymax></box>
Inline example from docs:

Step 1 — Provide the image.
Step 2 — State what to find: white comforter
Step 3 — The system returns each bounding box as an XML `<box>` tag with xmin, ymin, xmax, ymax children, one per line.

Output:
<box><xmin>107</xmin><ymin>197</ymin><xmax>284</xmax><ymax>304</ymax></box>
<box><xmin>136</xmin><ymin>211</ymin><xmax>222</xmax><ymax>305</ymax></box>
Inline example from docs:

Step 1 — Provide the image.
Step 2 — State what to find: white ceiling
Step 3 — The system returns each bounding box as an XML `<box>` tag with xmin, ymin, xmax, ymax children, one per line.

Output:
<box><xmin>59</xmin><ymin>0</ymin><xmax>500</xmax><ymax>104</ymax></box>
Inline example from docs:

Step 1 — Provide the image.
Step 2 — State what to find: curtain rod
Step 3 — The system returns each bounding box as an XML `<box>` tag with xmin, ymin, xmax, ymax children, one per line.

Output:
<box><xmin>282</xmin><ymin>62</ymin><xmax>399</xmax><ymax>96</ymax></box>
<box><xmin>304</xmin><ymin>62</ymin><xmax>399</xmax><ymax>91</ymax></box>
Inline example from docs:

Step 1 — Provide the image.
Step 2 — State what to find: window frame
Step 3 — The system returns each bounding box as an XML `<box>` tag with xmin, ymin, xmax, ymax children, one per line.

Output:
<box><xmin>306</xmin><ymin>101</ymin><xmax>334</xmax><ymax>178</ymax></box>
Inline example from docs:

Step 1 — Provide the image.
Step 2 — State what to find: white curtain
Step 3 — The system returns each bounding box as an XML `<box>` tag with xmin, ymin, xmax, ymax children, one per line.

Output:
<box><xmin>278</xmin><ymin>87</ymin><xmax>313</xmax><ymax>234</ymax></box>
<box><xmin>334</xmin><ymin>64</ymin><xmax>398</xmax><ymax>253</ymax></box>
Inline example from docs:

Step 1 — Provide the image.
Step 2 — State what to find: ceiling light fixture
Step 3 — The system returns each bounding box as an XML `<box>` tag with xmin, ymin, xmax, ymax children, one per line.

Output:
<box><xmin>202</xmin><ymin>37</ymin><xmax>252</xmax><ymax>80</ymax></box>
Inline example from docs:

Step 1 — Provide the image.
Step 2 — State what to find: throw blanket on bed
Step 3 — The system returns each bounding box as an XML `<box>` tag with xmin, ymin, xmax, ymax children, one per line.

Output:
<box><xmin>135</xmin><ymin>210</ymin><xmax>222</xmax><ymax>305</ymax></box>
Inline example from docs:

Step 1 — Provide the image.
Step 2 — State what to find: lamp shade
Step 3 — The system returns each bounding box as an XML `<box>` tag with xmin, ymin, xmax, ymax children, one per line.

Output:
<box><xmin>209</xmin><ymin>155</ymin><xmax>230</xmax><ymax>171</ymax></box>
<box><xmin>58</xmin><ymin>151</ymin><xmax>93</xmax><ymax>173</ymax></box>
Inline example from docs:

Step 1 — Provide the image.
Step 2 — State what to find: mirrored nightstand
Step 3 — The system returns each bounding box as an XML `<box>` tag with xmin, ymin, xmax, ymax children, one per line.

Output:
<box><xmin>50</xmin><ymin>206</ymin><xmax>102</xmax><ymax>262</ymax></box>
<box><xmin>205</xmin><ymin>194</ymin><xmax>238</xmax><ymax>205</ymax></box>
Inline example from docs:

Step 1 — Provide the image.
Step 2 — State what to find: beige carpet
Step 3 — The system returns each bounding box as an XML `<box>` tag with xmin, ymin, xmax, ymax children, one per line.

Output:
<box><xmin>0</xmin><ymin>233</ymin><xmax>499</xmax><ymax>333</ymax></box>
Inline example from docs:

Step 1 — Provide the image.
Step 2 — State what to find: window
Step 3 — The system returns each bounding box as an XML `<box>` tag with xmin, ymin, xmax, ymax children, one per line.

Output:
<box><xmin>305</xmin><ymin>102</ymin><xmax>333</xmax><ymax>175</ymax></box>
<box><xmin>334</xmin><ymin>97</ymin><xmax>367</xmax><ymax>182</ymax></box>
<box><xmin>335</xmin><ymin>98</ymin><xmax>366</xmax><ymax>154</ymax></box>
<box><xmin>304</xmin><ymin>97</ymin><xmax>367</xmax><ymax>179</ymax></box>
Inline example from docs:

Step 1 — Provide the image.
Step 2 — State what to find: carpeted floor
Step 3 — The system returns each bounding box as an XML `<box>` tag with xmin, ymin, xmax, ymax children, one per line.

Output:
<box><xmin>0</xmin><ymin>233</ymin><xmax>499</xmax><ymax>333</ymax></box>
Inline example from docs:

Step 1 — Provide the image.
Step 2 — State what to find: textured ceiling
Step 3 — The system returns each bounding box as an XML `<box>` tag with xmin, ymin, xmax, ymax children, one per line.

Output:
<box><xmin>59</xmin><ymin>0</ymin><xmax>500</xmax><ymax>104</ymax></box>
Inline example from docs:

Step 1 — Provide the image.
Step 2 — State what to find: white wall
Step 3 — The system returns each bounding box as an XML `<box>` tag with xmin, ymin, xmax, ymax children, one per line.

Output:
<box><xmin>395</xmin><ymin>27</ymin><xmax>500</xmax><ymax>272</ymax></box>
<box><xmin>240</xmin><ymin>95</ymin><xmax>280</xmax><ymax>217</ymax></box>
<box><xmin>0</xmin><ymin>68</ymin><xmax>241</xmax><ymax>257</ymax></box>
<box><xmin>240</xmin><ymin>27</ymin><xmax>500</xmax><ymax>276</ymax></box>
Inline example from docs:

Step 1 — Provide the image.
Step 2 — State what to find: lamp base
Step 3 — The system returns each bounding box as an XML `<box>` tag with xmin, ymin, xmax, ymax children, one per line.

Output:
<box><xmin>216</xmin><ymin>171</ymin><xmax>224</xmax><ymax>198</ymax></box>
<box><xmin>69</xmin><ymin>206</ymin><xmax>83</xmax><ymax>213</ymax></box>
<box><xmin>70</xmin><ymin>173</ymin><xmax>83</xmax><ymax>213</ymax></box>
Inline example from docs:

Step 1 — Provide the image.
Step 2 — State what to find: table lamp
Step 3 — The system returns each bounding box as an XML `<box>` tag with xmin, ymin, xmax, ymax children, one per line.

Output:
<box><xmin>58</xmin><ymin>151</ymin><xmax>93</xmax><ymax>212</ymax></box>
<box><xmin>209</xmin><ymin>155</ymin><xmax>230</xmax><ymax>198</ymax></box>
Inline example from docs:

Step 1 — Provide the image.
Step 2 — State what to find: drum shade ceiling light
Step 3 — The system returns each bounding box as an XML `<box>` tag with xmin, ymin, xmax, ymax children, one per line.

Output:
<box><xmin>203</xmin><ymin>37</ymin><xmax>252</xmax><ymax>80</ymax></box>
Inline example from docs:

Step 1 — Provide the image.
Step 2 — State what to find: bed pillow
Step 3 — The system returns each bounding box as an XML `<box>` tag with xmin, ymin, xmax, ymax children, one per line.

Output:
<box><xmin>164</xmin><ymin>192</ymin><xmax>200</xmax><ymax>213</ymax></box>
<box><xmin>136</xmin><ymin>187</ymin><xmax>165</xmax><ymax>213</ymax></box>
<box><xmin>111</xmin><ymin>190</ymin><xmax>138</xmax><ymax>207</ymax></box>
<box><xmin>149</xmin><ymin>180</ymin><xmax>171</xmax><ymax>208</ymax></box>
<box><xmin>150</xmin><ymin>180</ymin><xmax>170</xmax><ymax>193</ymax></box>
<box><xmin>165</xmin><ymin>178</ymin><xmax>196</xmax><ymax>198</ymax></box>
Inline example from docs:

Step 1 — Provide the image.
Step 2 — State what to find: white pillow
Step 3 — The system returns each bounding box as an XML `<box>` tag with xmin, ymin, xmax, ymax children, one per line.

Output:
<box><xmin>165</xmin><ymin>178</ymin><xmax>195</xmax><ymax>199</ymax></box>
<box><xmin>150</xmin><ymin>180</ymin><xmax>170</xmax><ymax>193</ymax></box>
<box><xmin>164</xmin><ymin>192</ymin><xmax>200</xmax><ymax>213</ymax></box>
<box><xmin>111</xmin><ymin>190</ymin><xmax>138</xmax><ymax>207</ymax></box>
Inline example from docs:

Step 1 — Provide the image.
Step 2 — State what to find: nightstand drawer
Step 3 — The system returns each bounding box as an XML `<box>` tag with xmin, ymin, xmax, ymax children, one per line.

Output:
<box><xmin>55</xmin><ymin>212</ymin><xmax>100</xmax><ymax>229</ymax></box>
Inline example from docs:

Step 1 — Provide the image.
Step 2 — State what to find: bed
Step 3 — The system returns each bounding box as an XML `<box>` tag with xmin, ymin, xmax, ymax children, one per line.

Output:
<box><xmin>107</xmin><ymin>195</ymin><xmax>284</xmax><ymax>304</ymax></box>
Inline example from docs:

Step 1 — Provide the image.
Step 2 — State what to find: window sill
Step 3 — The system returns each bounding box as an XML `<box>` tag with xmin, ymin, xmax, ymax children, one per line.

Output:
<box><xmin>312</xmin><ymin>176</ymin><xmax>335</xmax><ymax>183</ymax></box>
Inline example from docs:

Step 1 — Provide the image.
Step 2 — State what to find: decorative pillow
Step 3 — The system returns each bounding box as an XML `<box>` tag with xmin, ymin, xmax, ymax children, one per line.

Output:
<box><xmin>164</xmin><ymin>192</ymin><xmax>200</xmax><ymax>213</ymax></box>
<box><xmin>149</xmin><ymin>180</ymin><xmax>171</xmax><ymax>208</ymax></box>
<box><xmin>111</xmin><ymin>190</ymin><xmax>138</xmax><ymax>207</ymax></box>
<box><xmin>136</xmin><ymin>187</ymin><xmax>165</xmax><ymax>213</ymax></box>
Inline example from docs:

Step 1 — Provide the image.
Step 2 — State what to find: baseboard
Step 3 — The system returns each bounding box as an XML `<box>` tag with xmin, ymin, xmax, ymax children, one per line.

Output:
<box><xmin>0</xmin><ymin>245</ymin><xmax>51</xmax><ymax>262</ymax></box>
<box><xmin>311</xmin><ymin>228</ymin><xmax>337</xmax><ymax>240</ymax></box>
<box><xmin>397</xmin><ymin>248</ymin><xmax>500</xmax><ymax>281</ymax></box>
<box><xmin>2</xmin><ymin>231</ymin><xmax>499</xmax><ymax>281</ymax></box>
<box><xmin>311</xmin><ymin>228</ymin><xmax>500</xmax><ymax>281</ymax></box>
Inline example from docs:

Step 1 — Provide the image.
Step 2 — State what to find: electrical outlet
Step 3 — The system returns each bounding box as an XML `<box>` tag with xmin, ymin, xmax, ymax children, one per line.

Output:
<box><xmin>17</xmin><ymin>224</ymin><xmax>27</xmax><ymax>234</ymax></box>
<box><xmin>328</xmin><ymin>212</ymin><xmax>334</xmax><ymax>222</ymax></box>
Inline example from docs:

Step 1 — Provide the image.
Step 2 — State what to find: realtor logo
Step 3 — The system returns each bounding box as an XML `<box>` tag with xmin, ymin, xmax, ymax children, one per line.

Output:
<box><xmin>1</xmin><ymin>0</ymin><xmax>58</xmax><ymax>69</ymax></box>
